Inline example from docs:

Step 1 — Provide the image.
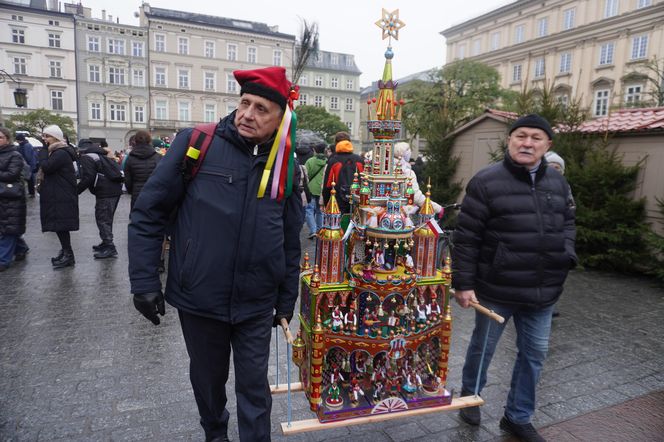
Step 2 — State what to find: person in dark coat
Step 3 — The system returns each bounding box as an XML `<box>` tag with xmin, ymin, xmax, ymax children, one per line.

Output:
<box><xmin>37</xmin><ymin>125</ymin><xmax>79</xmax><ymax>269</ymax></box>
<box><xmin>15</xmin><ymin>133</ymin><xmax>37</xmax><ymax>197</ymax></box>
<box><xmin>77</xmin><ymin>140</ymin><xmax>123</xmax><ymax>259</ymax></box>
<box><xmin>124</xmin><ymin>129</ymin><xmax>161</xmax><ymax>210</ymax></box>
<box><xmin>128</xmin><ymin>66</ymin><xmax>303</xmax><ymax>442</ymax></box>
<box><xmin>321</xmin><ymin>131</ymin><xmax>364</xmax><ymax>215</ymax></box>
<box><xmin>452</xmin><ymin>114</ymin><xmax>577</xmax><ymax>442</ymax></box>
<box><xmin>0</xmin><ymin>128</ymin><xmax>29</xmax><ymax>271</ymax></box>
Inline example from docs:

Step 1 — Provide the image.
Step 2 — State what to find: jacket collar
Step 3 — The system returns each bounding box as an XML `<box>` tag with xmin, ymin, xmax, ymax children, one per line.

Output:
<box><xmin>503</xmin><ymin>151</ymin><xmax>547</xmax><ymax>183</ymax></box>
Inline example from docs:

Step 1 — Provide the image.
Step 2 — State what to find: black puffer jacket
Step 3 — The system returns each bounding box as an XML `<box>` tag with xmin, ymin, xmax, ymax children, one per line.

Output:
<box><xmin>124</xmin><ymin>143</ymin><xmax>161</xmax><ymax>209</ymax></box>
<box><xmin>77</xmin><ymin>145</ymin><xmax>123</xmax><ymax>198</ymax></box>
<box><xmin>452</xmin><ymin>153</ymin><xmax>577</xmax><ymax>307</ymax></box>
<box><xmin>38</xmin><ymin>143</ymin><xmax>79</xmax><ymax>232</ymax></box>
<box><xmin>0</xmin><ymin>145</ymin><xmax>27</xmax><ymax>236</ymax></box>
<box><xmin>128</xmin><ymin>112</ymin><xmax>303</xmax><ymax>323</ymax></box>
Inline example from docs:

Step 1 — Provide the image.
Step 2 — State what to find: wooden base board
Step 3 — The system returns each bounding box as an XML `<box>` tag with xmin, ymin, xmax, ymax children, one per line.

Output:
<box><xmin>270</xmin><ymin>382</ymin><xmax>303</xmax><ymax>394</ymax></box>
<box><xmin>280</xmin><ymin>395</ymin><xmax>484</xmax><ymax>435</ymax></box>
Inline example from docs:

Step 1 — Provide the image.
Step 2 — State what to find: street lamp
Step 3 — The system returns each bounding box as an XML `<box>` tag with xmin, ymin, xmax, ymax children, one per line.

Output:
<box><xmin>0</xmin><ymin>69</ymin><xmax>28</xmax><ymax>108</ymax></box>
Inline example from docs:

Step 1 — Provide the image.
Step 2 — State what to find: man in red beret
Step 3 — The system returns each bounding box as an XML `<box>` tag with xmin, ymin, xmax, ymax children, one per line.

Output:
<box><xmin>128</xmin><ymin>66</ymin><xmax>303</xmax><ymax>442</ymax></box>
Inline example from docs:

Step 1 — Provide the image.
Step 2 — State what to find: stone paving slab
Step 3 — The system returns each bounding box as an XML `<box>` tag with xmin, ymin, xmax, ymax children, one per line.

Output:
<box><xmin>1</xmin><ymin>192</ymin><xmax>663</xmax><ymax>441</ymax></box>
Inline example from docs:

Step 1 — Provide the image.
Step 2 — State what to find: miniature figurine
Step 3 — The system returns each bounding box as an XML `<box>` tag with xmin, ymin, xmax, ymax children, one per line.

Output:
<box><xmin>331</xmin><ymin>305</ymin><xmax>344</xmax><ymax>332</ymax></box>
<box><xmin>350</xmin><ymin>376</ymin><xmax>365</xmax><ymax>403</ymax></box>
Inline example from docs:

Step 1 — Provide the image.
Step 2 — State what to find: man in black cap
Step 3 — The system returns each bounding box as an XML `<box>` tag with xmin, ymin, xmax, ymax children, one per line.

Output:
<box><xmin>128</xmin><ymin>66</ymin><xmax>303</xmax><ymax>441</ymax></box>
<box><xmin>452</xmin><ymin>114</ymin><xmax>577</xmax><ymax>442</ymax></box>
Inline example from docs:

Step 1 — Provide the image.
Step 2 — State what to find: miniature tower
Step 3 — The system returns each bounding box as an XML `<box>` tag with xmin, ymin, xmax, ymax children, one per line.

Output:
<box><xmin>412</xmin><ymin>184</ymin><xmax>438</xmax><ymax>277</ymax></box>
<box><xmin>316</xmin><ymin>186</ymin><xmax>344</xmax><ymax>283</ymax></box>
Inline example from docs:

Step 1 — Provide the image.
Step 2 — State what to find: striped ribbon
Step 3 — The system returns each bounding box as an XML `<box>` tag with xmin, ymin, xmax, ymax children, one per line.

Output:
<box><xmin>257</xmin><ymin>106</ymin><xmax>292</xmax><ymax>199</ymax></box>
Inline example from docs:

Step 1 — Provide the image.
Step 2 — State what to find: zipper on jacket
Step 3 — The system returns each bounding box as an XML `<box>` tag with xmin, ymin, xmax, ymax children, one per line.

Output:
<box><xmin>532</xmin><ymin>186</ymin><xmax>545</xmax><ymax>302</ymax></box>
<box><xmin>199</xmin><ymin>170</ymin><xmax>233</xmax><ymax>183</ymax></box>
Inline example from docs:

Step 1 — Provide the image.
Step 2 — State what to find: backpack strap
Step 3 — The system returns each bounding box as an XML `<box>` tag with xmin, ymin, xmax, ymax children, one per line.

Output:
<box><xmin>182</xmin><ymin>122</ymin><xmax>218</xmax><ymax>186</ymax></box>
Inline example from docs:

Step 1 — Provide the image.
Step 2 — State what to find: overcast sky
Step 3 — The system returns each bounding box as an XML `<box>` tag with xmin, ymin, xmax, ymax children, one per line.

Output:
<box><xmin>81</xmin><ymin>0</ymin><xmax>514</xmax><ymax>87</ymax></box>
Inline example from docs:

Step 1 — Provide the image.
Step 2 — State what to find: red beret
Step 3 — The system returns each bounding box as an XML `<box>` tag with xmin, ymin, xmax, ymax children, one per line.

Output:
<box><xmin>233</xmin><ymin>66</ymin><xmax>291</xmax><ymax>109</ymax></box>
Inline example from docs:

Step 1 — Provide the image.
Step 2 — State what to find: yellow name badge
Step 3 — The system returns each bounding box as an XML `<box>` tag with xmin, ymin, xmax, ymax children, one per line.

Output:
<box><xmin>186</xmin><ymin>146</ymin><xmax>200</xmax><ymax>160</ymax></box>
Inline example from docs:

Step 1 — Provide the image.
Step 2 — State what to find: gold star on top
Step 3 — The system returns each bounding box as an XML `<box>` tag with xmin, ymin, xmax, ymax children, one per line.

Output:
<box><xmin>375</xmin><ymin>8</ymin><xmax>405</xmax><ymax>41</ymax></box>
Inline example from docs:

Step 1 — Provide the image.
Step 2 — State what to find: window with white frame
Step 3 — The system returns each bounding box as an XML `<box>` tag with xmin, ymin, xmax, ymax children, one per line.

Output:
<box><xmin>563</xmin><ymin>8</ymin><xmax>576</xmax><ymax>31</ymax></box>
<box><xmin>204</xmin><ymin>103</ymin><xmax>216</xmax><ymax>123</ymax></box>
<box><xmin>49</xmin><ymin>20</ymin><xmax>59</xmax><ymax>26</ymax></box>
<box><xmin>631</xmin><ymin>35</ymin><xmax>648</xmax><ymax>60</ymax></box>
<box><xmin>226</xmin><ymin>73</ymin><xmax>237</xmax><ymax>93</ymax></box>
<box><xmin>314</xmin><ymin>95</ymin><xmax>323</xmax><ymax>107</ymax></box>
<box><xmin>331</xmin><ymin>53</ymin><xmax>338</xmax><ymax>65</ymax></box>
<box><xmin>13</xmin><ymin>57</ymin><xmax>26</xmax><ymax>75</ymax></box>
<box><xmin>48</xmin><ymin>33</ymin><xmax>61</xmax><ymax>48</ymax></box>
<box><xmin>457</xmin><ymin>43</ymin><xmax>466</xmax><ymax>59</ymax></box>
<box><xmin>12</xmin><ymin>28</ymin><xmax>25</xmax><ymax>44</ymax></box>
<box><xmin>132</xmin><ymin>41</ymin><xmax>144</xmax><ymax>57</ymax></box>
<box><xmin>345</xmin><ymin>98</ymin><xmax>354</xmax><ymax>111</ymax></box>
<box><xmin>155</xmin><ymin>34</ymin><xmax>165</xmax><ymax>52</ymax></box>
<box><xmin>134</xmin><ymin>105</ymin><xmax>145</xmax><ymax>123</ymax></box>
<box><xmin>330</xmin><ymin>97</ymin><xmax>339</xmax><ymax>110</ymax></box>
<box><xmin>178</xmin><ymin>69</ymin><xmax>190</xmax><ymax>89</ymax></box>
<box><xmin>637</xmin><ymin>0</ymin><xmax>652</xmax><ymax>8</ymax></box>
<box><xmin>273</xmin><ymin>50</ymin><xmax>282</xmax><ymax>66</ymax></box>
<box><xmin>604</xmin><ymin>0</ymin><xmax>618</xmax><ymax>18</ymax></box>
<box><xmin>204</xmin><ymin>72</ymin><xmax>216</xmax><ymax>91</ymax></box>
<box><xmin>109</xmin><ymin>103</ymin><xmax>126</xmax><ymax>121</ymax></box>
<box><xmin>49</xmin><ymin>60</ymin><xmax>62</xmax><ymax>78</ymax></box>
<box><xmin>559</xmin><ymin>52</ymin><xmax>572</xmax><ymax>73</ymax></box>
<box><xmin>155</xmin><ymin>67</ymin><xmax>166</xmax><ymax>86</ymax></box>
<box><xmin>625</xmin><ymin>85</ymin><xmax>642</xmax><ymax>104</ymax></box>
<box><xmin>331</xmin><ymin>77</ymin><xmax>339</xmax><ymax>88</ymax></box>
<box><xmin>88</xmin><ymin>64</ymin><xmax>101</xmax><ymax>83</ymax></box>
<box><xmin>346</xmin><ymin>79</ymin><xmax>354</xmax><ymax>90</ymax></box>
<box><xmin>155</xmin><ymin>100</ymin><xmax>167</xmax><ymax>120</ymax></box>
<box><xmin>472</xmin><ymin>39</ymin><xmax>481</xmax><ymax>56</ymax></box>
<box><xmin>133</xmin><ymin>69</ymin><xmax>145</xmax><ymax>87</ymax></box>
<box><xmin>315</xmin><ymin>76</ymin><xmax>323</xmax><ymax>87</ymax></box>
<box><xmin>537</xmin><ymin>17</ymin><xmax>549</xmax><ymax>37</ymax></box>
<box><xmin>227</xmin><ymin>43</ymin><xmax>237</xmax><ymax>61</ymax></box>
<box><xmin>599</xmin><ymin>42</ymin><xmax>615</xmax><ymax>65</ymax></box>
<box><xmin>90</xmin><ymin>102</ymin><xmax>101</xmax><ymax>120</ymax></box>
<box><xmin>50</xmin><ymin>90</ymin><xmax>63</xmax><ymax>110</ymax></box>
<box><xmin>11</xmin><ymin>15</ymin><xmax>24</xmax><ymax>21</ymax></box>
<box><xmin>108</xmin><ymin>39</ymin><xmax>125</xmax><ymax>55</ymax></box>
<box><xmin>299</xmin><ymin>75</ymin><xmax>308</xmax><ymax>86</ymax></box>
<box><xmin>594</xmin><ymin>89</ymin><xmax>610</xmax><ymax>116</ymax></box>
<box><xmin>490</xmin><ymin>32</ymin><xmax>501</xmax><ymax>51</ymax></box>
<box><xmin>226</xmin><ymin>104</ymin><xmax>236</xmax><ymax>115</ymax></box>
<box><xmin>534</xmin><ymin>58</ymin><xmax>545</xmax><ymax>77</ymax></box>
<box><xmin>205</xmin><ymin>41</ymin><xmax>215</xmax><ymax>58</ymax></box>
<box><xmin>178</xmin><ymin>101</ymin><xmax>190</xmax><ymax>122</ymax></box>
<box><xmin>87</xmin><ymin>35</ymin><xmax>100</xmax><ymax>52</ymax></box>
<box><xmin>178</xmin><ymin>37</ymin><xmax>189</xmax><ymax>55</ymax></box>
<box><xmin>109</xmin><ymin>67</ymin><xmax>125</xmax><ymax>85</ymax></box>
<box><xmin>247</xmin><ymin>46</ymin><xmax>257</xmax><ymax>63</ymax></box>
<box><xmin>299</xmin><ymin>93</ymin><xmax>308</xmax><ymax>105</ymax></box>
<box><xmin>512</xmin><ymin>64</ymin><xmax>523</xmax><ymax>82</ymax></box>
<box><xmin>514</xmin><ymin>24</ymin><xmax>525</xmax><ymax>44</ymax></box>
<box><xmin>346</xmin><ymin>122</ymin><xmax>353</xmax><ymax>133</ymax></box>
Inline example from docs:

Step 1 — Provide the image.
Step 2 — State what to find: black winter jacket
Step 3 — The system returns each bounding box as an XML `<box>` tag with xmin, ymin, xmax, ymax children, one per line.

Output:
<box><xmin>124</xmin><ymin>143</ymin><xmax>161</xmax><ymax>209</ymax></box>
<box><xmin>128</xmin><ymin>112</ymin><xmax>304</xmax><ymax>323</ymax></box>
<box><xmin>38</xmin><ymin>144</ymin><xmax>79</xmax><ymax>232</ymax></box>
<box><xmin>0</xmin><ymin>145</ymin><xmax>27</xmax><ymax>236</ymax></box>
<box><xmin>452</xmin><ymin>153</ymin><xmax>577</xmax><ymax>307</ymax></box>
<box><xmin>77</xmin><ymin>145</ymin><xmax>123</xmax><ymax>198</ymax></box>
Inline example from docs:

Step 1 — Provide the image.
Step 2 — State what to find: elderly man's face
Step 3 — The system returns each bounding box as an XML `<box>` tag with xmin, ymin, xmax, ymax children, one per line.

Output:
<box><xmin>507</xmin><ymin>127</ymin><xmax>552</xmax><ymax>169</ymax></box>
<box><xmin>234</xmin><ymin>93</ymin><xmax>283</xmax><ymax>144</ymax></box>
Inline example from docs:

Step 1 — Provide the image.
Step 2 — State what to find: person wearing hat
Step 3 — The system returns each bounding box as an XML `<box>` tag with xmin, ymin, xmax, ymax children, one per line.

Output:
<box><xmin>37</xmin><ymin>124</ymin><xmax>79</xmax><ymax>269</ymax></box>
<box><xmin>452</xmin><ymin>114</ymin><xmax>577</xmax><ymax>442</ymax></box>
<box><xmin>128</xmin><ymin>66</ymin><xmax>303</xmax><ymax>441</ymax></box>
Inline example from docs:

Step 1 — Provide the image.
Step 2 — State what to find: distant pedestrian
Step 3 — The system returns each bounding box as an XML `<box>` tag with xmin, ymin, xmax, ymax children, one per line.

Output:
<box><xmin>0</xmin><ymin>128</ymin><xmax>29</xmax><ymax>271</ymax></box>
<box><xmin>321</xmin><ymin>131</ymin><xmax>364</xmax><ymax>215</ymax></box>
<box><xmin>302</xmin><ymin>133</ymin><xmax>327</xmax><ymax>238</ymax></box>
<box><xmin>15</xmin><ymin>133</ymin><xmax>37</xmax><ymax>197</ymax></box>
<box><xmin>37</xmin><ymin>125</ymin><xmax>79</xmax><ymax>269</ymax></box>
<box><xmin>124</xmin><ymin>130</ymin><xmax>161</xmax><ymax>211</ymax></box>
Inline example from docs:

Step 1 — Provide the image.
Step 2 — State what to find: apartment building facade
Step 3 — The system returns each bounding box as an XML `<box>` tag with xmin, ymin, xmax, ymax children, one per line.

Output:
<box><xmin>296</xmin><ymin>50</ymin><xmax>362</xmax><ymax>140</ymax></box>
<box><xmin>442</xmin><ymin>0</ymin><xmax>664</xmax><ymax>117</ymax></box>
<box><xmin>139</xmin><ymin>4</ymin><xmax>296</xmax><ymax>139</ymax></box>
<box><xmin>73</xmin><ymin>5</ymin><xmax>149</xmax><ymax>148</ymax></box>
<box><xmin>1</xmin><ymin>2</ymin><xmax>78</xmax><ymax>127</ymax></box>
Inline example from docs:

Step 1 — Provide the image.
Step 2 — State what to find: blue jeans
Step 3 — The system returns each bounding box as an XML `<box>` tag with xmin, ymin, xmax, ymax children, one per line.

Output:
<box><xmin>0</xmin><ymin>235</ymin><xmax>29</xmax><ymax>266</ymax></box>
<box><xmin>461</xmin><ymin>299</ymin><xmax>554</xmax><ymax>424</ymax></box>
<box><xmin>304</xmin><ymin>197</ymin><xmax>322</xmax><ymax>235</ymax></box>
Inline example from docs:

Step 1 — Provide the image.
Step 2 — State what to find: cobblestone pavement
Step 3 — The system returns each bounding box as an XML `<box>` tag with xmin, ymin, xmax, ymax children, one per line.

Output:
<box><xmin>1</xmin><ymin>192</ymin><xmax>663</xmax><ymax>441</ymax></box>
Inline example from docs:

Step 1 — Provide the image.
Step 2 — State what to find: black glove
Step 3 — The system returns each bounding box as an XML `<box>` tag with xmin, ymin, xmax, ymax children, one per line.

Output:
<box><xmin>273</xmin><ymin>312</ymin><xmax>293</xmax><ymax>328</ymax></box>
<box><xmin>133</xmin><ymin>291</ymin><xmax>165</xmax><ymax>325</ymax></box>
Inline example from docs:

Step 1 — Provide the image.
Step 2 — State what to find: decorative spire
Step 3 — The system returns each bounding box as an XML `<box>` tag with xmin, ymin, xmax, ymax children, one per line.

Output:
<box><xmin>420</xmin><ymin>180</ymin><xmax>435</xmax><ymax>216</ymax></box>
<box><xmin>325</xmin><ymin>183</ymin><xmax>341</xmax><ymax>215</ymax></box>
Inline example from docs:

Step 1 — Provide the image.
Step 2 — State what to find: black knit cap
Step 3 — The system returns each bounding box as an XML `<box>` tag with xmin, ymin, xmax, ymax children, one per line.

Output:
<box><xmin>509</xmin><ymin>114</ymin><xmax>554</xmax><ymax>139</ymax></box>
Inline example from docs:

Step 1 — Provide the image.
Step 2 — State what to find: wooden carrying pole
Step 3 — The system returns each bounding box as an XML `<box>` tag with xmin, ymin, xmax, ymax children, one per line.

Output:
<box><xmin>280</xmin><ymin>317</ymin><xmax>294</xmax><ymax>344</ymax></box>
<box><xmin>469</xmin><ymin>302</ymin><xmax>505</xmax><ymax>323</ymax></box>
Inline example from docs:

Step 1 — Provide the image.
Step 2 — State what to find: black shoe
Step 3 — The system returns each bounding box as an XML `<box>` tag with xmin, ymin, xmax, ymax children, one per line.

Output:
<box><xmin>52</xmin><ymin>250</ymin><xmax>75</xmax><ymax>269</ymax></box>
<box><xmin>51</xmin><ymin>249</ymin><xmax>64</xmax><ymax>263</ymax></box>
<box><xmin>14</xmin><ymin>249</ymin><xmax>29</xmax><ymax>261</ymax></box>
<box><xmin>499</xmin><ymin>416</ymin><xmax>545</xmax><ymax>442</ymax></box>
<box><xmin>0</xmin><ymin>263</ymin><xmax>9</xmax><ymax>272</ymax></box>
<box><xmin>208</xmin><ymin>437</ymin><xmax>230</xmax><ymax>442</ymax></box>
<box><xmin>94</xmin><ymin>245</ymin><xmax>118</xmax><ymax>259</ymax></box>
<box><xmin>92</xmin><ymin>242</ymin><xmax>105</xmax><ymax>251</ymax></box>
<box><xmin>552</xmin><ymin>310</ymin><xmax>560</xmax><ymax>318</ymax></box>
<box><xmin>458</xmin><ymin>390</ymin><xmax>481</xmax><ymax>425</ymax></box>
